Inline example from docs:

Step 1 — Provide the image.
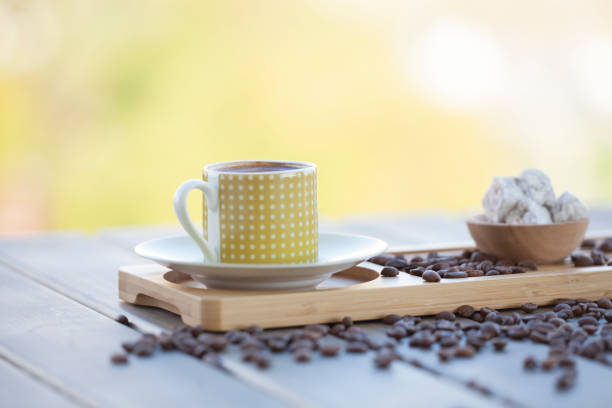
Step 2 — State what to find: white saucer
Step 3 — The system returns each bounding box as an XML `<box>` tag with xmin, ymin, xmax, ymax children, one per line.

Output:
<box><xmin>134</xmin><ymin>232</ymin><xmax>387</xmax><ymax>291</ymax></box>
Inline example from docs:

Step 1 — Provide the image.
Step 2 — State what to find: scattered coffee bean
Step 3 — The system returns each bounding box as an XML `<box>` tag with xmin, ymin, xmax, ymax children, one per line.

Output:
<box><xmin>293</xmin><ymin>349</ymin><xmax>311</xmax><ymax>362</ymax></box>
<box><xmin>422</xmin><ymin>270</ymin><xmax>441</xmax><ymax>282</ymax></box>
<box><xmin>591</xmin><ymin>249</ymin><xmax>608</xmax><ymax>266</ymax></box>
<box><xmin>110</xmin><ymin>353</ymin><xmax>128</xmax><ymax>364</ymax></box>
<box><xmin>381</xmin><ymin>266</ymin><xmax>399</xmax><ymax>277</ymax></box>
<box><xmin>556</xmin><ymin>370</ymin><xmax>576</xmax><ymax>391</ymax></box>
<box><xmin>571</xmin><ymin>254</ymin><xmax>594</xmax><ymax>267</ymax></box>
<box><xmin>342</xmin><ymin>316</ymin><xmax>353</xmax><ymax>327</ymax></box>
<box><xmin>597</xmin><ymin>298</ymin><xmax>612</xmax><ymax>309</ymax></box>
<box><xmin>436</xmin><ymin>311</ymin><xmax>456</xmax><ymax>321</ymax></box>
<box><xmin>455</xmin><ymin>305</ymin><xmax>475</xmax><ymax>318</ymax></box>
<box><xmin>541</xmin><ymin>358</ymin><xmax>557</xmax><ymax>371</ymax></box>
<box><xmin>320</xmin><ymin>344</ymin><xmax>340</xmax><ymax>357</ymax></box>
<box><xmin>523</xmin><ymin>356</ymin><xmax>538</xmax><ymax>370</ymax></box>
<box><xmin>385</xmin><ymin>258</ymin><xmax>408</xmax><ymax>269</ymax></box>
<box><xmin>374</xmin><ymin>349</ymin><xmax>396</xmax><ymax>368</ymax></box>
<box><xmin>581</xmin><ymin>239</ymin><xmax>596</xmax><ymax>248</ymax></box>
<box><xmin>446</xmin><ymin>271</ymin><xmax>468</xmax><ymax>279</ymax></box>
<box><xmin>492</xmin><ymin>338</ymin><xmax>507</xmax><ymax>352</ymax></box>
<box><xmin>454</xmin><ymin>345</ymin><xmax>476</xmax><ymax>358</ymax></box>
<box><xmin>409</xmin><ymin>267</ymin><xmax>426</xmax><ymax>277</ymax></box>
<box><xmin>485</xmin><ymin>269</ymin><xmax>500</xmax><ymax>276</ymax></box>
<box><xmin>467</xmin><ymin>269</ymin><xmax>484</xmax><ymax>277</ymax></box>
<box><xmin>383</xmin><ymin>314</ymin><xmax>401</xmax><ymax>325</ymax></box>
<box><xmin>346</xmin><ymin>341</ymin><xmax>369</xmax><ymax>353</ymax></box>
<box><xmin>369</xmin><ymin>255</ymin><xmax>392</xmax><ymax>265</ymax></box>
<box><xmin>437</xmin><ymin>348</ymin><xmax>454</xmax><ymax>362</ymax></box>
<box><xmin>115</xmin><ymin>314</ymin><xmax>130</xmax><ymax>326</ymax></box>
<box><xmin>521</xmin><ymin>303</ymin><xmax>538</xmax><ymax>313</ymax></box>
<box><xmin>256</xmin><ymin>353</ymin><xmax>271</xmax><ymax>369</ymax></box>
<box><xmin>598</xmin><ymin>238</ymin><xmax>612</xmax><ymax>252</ymax></box>
<box><xmin>133</xmin><ymin>343</ymin><xmax>154</xmax><ymax>357</ymax></box>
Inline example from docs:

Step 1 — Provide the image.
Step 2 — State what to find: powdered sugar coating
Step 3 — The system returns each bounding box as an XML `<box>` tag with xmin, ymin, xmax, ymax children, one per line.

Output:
<box><xmin>551</xmin><ymin>192</ymin><xmax>588</xmax><ymax>223</ymax></box>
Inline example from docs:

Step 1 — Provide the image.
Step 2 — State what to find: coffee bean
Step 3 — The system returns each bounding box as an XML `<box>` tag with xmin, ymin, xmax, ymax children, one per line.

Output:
<box><xmin>320</xmin><ymin>344</ymin><xmax>340</xmax><ymax>357</ymax></box>
<box><xmin>293</xmin><ymin>349</ymin><xmax>311</xmax><ymax>362</ymax></box>
<box><xmin>409</xmin><ymin>331</ymin><xmax>435</xmax><ymax>349</ymax></box>
<box><xmin>455</xmin><ymin>305</ymin><xmax>475</xmax><ymax>318</ymax></box>
<box><xmin>511</xmin><ymin>266</ymin><xmax>528</xmax><ymax>274</ymax></box>
<box><xmin>255</xmin><ymin>353</ymin><xmax>271</xmax><ymax>369</ymax></box>
<box><xmin>381</xmin><ymin>266</ymin><xmax>399</xmax><ymax>277</ymax></box>
<box><xmin>268</xmin><ymin>339</ymin><xmax>287</xmax><ymax>353</ymax></box>
<box><xmin>133</xmin><ymin>342</ymin><xmax>154</xmax><ymax>357</ymax></box>
<box><xmin>430</xmin><ymin>263</ymin><xmax>450</xmax><ymax>271</ymax></box>
<box><xmin>541</xmin><ymin>357</ymin><xmax>557</xmax><ymax>371</ymax></box>
<box><xmin>492</xmin><ymin>338</ymin><xmax>507</xmax><ymax>352</ymax></box>
<box><xmin>410</xmin><ymin>256</ymin><xmax>424</xmax><ymax>263</ymax></box>
<box><xmin>439</xmin><ymin>335</ymin><xmax>459</xmax><ymax>348</ymax></box>
<box><xmin>485</xmin><ymin>269</ymin><xmax>500</xmax><ymax>276</ymax></box>
<box><xmin>242</xmin><ymin>349</ymin><xmax>259</xmax><ymax>362</ymax></box>
<box><xmin>519</xmin><ymin>303</ymin><xmax>537</xmax><ymax>314</ymax></box>
<box><xmin>346</xmin><ymin>341</ymin><xmax>369</xmax><ymax>353</ymax></box>
<box><xmin>530</xmin><ymin>331</ymin><xmax>548</xmax><ymax>344</ymax></box>
<box><xmin>581</xmin><ymin>239</ymin><xmax>596</xmax><ymax>248</ymax></box>
<box><xmin>240</xmin><ymin>338</ymin><xmax>264</xmax><ymax>352</ymax></box>
<box><xmin>191</xmin><ymin>344</ymin><xmax>208</xmax><ymax>358</ymax></box>
<box><xmin>446</xmin><ymin>271</ymin><xmax>468</xmax><ymax>279</ymax></box>
<box><xmin>523</xmin><ymin>356</ymin><xmax>538</xmax><ymax>370</ymax></box>
<box><xmin>422</xmin><ymin>270</ymin><xmax>441</xmax><ymax>282</ymax></box>
<box><xmin>558</xmin><ymin>356</ymin><xmax>575</xmax><ymax>368</ymax></box>
<box><xmin>591</xmin><ymin>249</ymin><xmax>608</xmax><ymax>266</ymax></box>
<box><xmin>158</xmin><ymin>334</ymin><xmax>174</xmax><ymax>351</ymax></box>
<box><xmin>437</xmin><ymin>348</ymin><xmax>454</xmax><ymax>362</ymax></box>
<box><xmin>374</xmin><ymin>349</ymin><xmax>396</xmax><ymax>368</ymax></box>
<box><xmin>383</xmin><ymin>314</ymin><xmax>401</xmax><ymax>325</ymax></box>
<box><xmin>578</xmin><ymin>316</ymin><xmax>598</xmax><ymax>326</ymax></box>
<box><xmin>386</xmin><ymin>326</ymin><xmax>406</xmax><ymax>341</ymax></box>
<box><xmin>386</xmin><ymin>258</ymin><xmax>408</xmax><ymax>269</ymax></box>
<box><xmin>556</xmin><ymin>370</ymin><xmax>576</xmax><ymax>391</ymax></box>
<box><xmin>121</xmin><ymin>342</ymin><xmax>136</xmax><ymax>353</ymax></box>
<box><xmin>341</xmin><ymin>316</ymin><xmax>353</xmax><ymax>327</ymax></box>
<box><xmin>409</xmin><ymin>267</ymin><xmax>426</xmax><ymax>277</ymax></box>
<box><xmin>330</xmin><ymin>323</ymin><xmax>346</xmax><ymax>335</ymax></box>
<box><xmin>225</xmin><ymin>330</ymin><xmax>247</xmax><ymax>345</ymax></box>
<box><xmin>507</xmin><ymin>326</ymin><xmax>529</xmax><ymax>340</ymax></box>
<box><xmin>605</xmin><ymin>311</ymin><xmax>612</xmax><ymax>323</ymax></box>
<box><xmin>471</xmin><ymin>312</ymin><xmax>484</xmax><ymax>323</ymax></box>
<box><xmin>598</xmin><ymin>238</ymin><xmax>612</xmax><ymax>252</ymax></box>
<box><xmin>115</xmin><ymin>314</ymin><xmax>130</xmax><ymax>326</ymax></box>
<box><xmin>110</xmin><ymin>353</ymin><xmax>128</xmax><ymax>364</ymax></box>
<box><xmin>454</xmin><ymin>345</ymin><xmax>476</xmax><ymax>358</ymax></box>
<box><xmin>467</xmin><ymin>269</ymin><xmax>484</xmax><ymax>277</ymax></box>
<box><xmin>571</xmin><ymin>254</ymin><xmax>594</xmax><ymax>267</ymax></box>
<box><xmin>597</xmin><ymin>298</ymin><xmax>612</xmax><ymax>309</ymax></box>
<box><xmin>436</xmin><ymin>311</ymin><xmax>456</xmax><ymax>321</ymax></box>
<box><xmin>369</xmin><ymin>254</ymin><xmax>393</xmax><ymax>265</ymax></box>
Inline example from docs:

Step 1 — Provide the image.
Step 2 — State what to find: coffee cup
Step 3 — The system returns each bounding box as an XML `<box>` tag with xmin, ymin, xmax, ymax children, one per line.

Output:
<box><xmin>174</xmin><ymin>160</ymin><xmax>318</xmax><ymax>264</ymax></box>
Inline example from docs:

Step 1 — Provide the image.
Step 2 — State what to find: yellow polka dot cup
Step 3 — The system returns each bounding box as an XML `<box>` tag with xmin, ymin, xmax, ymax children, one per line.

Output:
<box><xmin>174</xmin><ymin>160</ymin><xmax>318</xmax><ymax>264</ymax></box>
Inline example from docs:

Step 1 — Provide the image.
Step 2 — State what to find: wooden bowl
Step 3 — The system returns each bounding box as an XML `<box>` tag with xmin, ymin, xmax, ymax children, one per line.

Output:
<box><xmin>466</xmin><ymin>215</ymin><xmax>589</xmax><ymax>264</ymax></box>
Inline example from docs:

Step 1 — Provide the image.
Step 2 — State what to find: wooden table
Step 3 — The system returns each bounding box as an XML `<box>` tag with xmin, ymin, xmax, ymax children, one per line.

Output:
<box><xmin>2</xmin><ymin>210</ymin><xmax>612</xmax><ymax>407</ymax></box>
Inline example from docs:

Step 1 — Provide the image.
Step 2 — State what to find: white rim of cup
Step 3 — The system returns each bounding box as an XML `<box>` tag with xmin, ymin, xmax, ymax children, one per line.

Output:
<box><xmin>204</xmin><ymin>160</ymin><xmax>316</xmax><ymax>175</ymax></box>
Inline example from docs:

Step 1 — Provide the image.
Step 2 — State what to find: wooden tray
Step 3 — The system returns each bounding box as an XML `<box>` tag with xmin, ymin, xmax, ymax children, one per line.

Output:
<box><xmin>119</xmin><ymin>242</ymin><xmax>612</xmax><ymax>331</ymax></box>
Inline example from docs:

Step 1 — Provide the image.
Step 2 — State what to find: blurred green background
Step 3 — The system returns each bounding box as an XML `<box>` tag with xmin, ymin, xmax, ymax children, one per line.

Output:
<box><xmin>1</xmin><ymin>0</ymin><xmax>611</xmax><ymax>232</ymax></box>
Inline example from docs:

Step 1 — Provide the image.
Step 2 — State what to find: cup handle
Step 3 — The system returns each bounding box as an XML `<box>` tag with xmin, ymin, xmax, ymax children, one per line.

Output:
<box><xmin>173</xmin><ymin>179</ymin><xmax>218</xmax><ymax>263</ymax></box>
